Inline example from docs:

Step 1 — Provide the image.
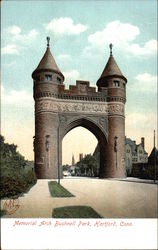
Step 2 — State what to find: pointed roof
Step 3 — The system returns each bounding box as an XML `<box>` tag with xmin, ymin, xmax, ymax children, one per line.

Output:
<box><xmin>32</xmin><ymin>37</ymin><xmax>64</xmax><ymax>79</ymax></box>
<box><xmin>97</xmin><ymin>44</ymin><xmax>127</xmax><ymax>86</ymax></box>
<box><xmin>100</xmin><ymin>55</ymin><xmax>124</xmax><ymax>78</ymax></box>
<box><xmin>148</xmin><ymin>147</ymin><xmax>158</xmax><ymax>164</ymax></box>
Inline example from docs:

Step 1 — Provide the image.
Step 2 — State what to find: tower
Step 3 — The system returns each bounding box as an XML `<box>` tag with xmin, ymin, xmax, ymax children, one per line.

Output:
<box><xmin>72</xmin><ymin>154</ymin><xmax>75</xmax><ymax>165</ymax></box>
<box><xmin>97</xmin><ymin>44</ymin><xmax>127</xmax><ymax>177</ymax></box>
<box><xmin>141</xmin><ymin>137</ymin><xmax>145</xmax><ymax>149</ymax></box>
<box><xmin>32</xmin><ymin>37</ymin><xmax>64</xmax><ymax>179</ymax></box>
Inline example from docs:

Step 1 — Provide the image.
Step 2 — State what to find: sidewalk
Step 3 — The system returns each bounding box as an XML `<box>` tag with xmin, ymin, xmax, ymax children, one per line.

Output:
<box><xmin>1</xmin><ymin>178</ymin><xmax>157</xmax><ymax>218</ymax></box>
<box><xmin>109</xmin><ymin>177</ymin><xmax>158</xmax><ymax>184</ymax></box>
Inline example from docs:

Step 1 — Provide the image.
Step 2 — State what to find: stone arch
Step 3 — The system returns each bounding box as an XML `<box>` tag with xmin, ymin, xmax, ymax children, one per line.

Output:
<box><xmin>33</xmin><ymin>40</ymin><xmax>127</xmax><ymax>179</ymax></box>
<box><xmin>60</xmin><ymin>116</ymin><xmax>108</xmax><ymax>177</ymax></box>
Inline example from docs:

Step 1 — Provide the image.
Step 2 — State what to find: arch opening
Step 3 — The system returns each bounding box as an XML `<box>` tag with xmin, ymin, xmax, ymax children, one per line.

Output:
<box><xmin>61</xmin><ymin>117</ymin><xmax>108</xmax><ymax>178</ymax></box>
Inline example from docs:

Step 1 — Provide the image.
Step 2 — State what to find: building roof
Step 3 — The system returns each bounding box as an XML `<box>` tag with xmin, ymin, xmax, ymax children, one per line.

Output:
<box><xmin>148</xmin><ymin>147</ymin><xmax>158</xmax><ymax>164</ymax></box>
<box><xmin>32</xmin><ymin>37</ymin><xmax>64</xmax><ymax>79</ymax></box>
<box><xmin>97</xmin><ymin>45</ymin><xmax>127</xmax><ymax>86</ymax></box>
<box><xmin>100</xmin><ymin>55</ymin><xmax>124</xmax><ymax>78</ymax></box>
<box><xmin>126</xmin><ymin>138</ymin><xmax>137</xmax><ymax>153</ymax></box>
<box><xmin>136</xmin><ymin>143</ymin><xmax>148</xmax><ymax>154</ymax></box>
<box><xmin>125</xmin><ymin>138</ymin><xmax>148</xmax><ymax>154</ymax></box>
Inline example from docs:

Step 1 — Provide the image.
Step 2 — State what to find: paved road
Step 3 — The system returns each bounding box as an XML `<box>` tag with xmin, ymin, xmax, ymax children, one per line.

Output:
<box><xmin>1</xmin><ymin>178</ymin><xmax>157</xmax><ymax>218</ymax></box>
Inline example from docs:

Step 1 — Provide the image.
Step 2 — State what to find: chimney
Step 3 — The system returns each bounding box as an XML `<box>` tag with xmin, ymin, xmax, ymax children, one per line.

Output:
<box><xmin>141</xmin><ymin>137</ymin><xmax>145</xmax><ymax>149</ymax></box>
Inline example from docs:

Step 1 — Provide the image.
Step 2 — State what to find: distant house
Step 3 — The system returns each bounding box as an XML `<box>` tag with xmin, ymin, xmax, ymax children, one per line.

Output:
<box><xmin>125</xmin><ymin>137</ymin><xmax>148</xmax><ymax>174</ymax></box>
<box><xmin>93</xmin><ymin>137</ymin><xmax>148</xmax><ymax>176</ymax></box>
<box><xmin>131</xmin><ymin>146</ymin><xmax>158</xmax><ymax>179</ymax></box>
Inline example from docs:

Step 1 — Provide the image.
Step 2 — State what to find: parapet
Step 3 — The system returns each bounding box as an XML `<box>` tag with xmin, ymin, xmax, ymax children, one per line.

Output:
<box><xmin>58</xmin><ymin>80</ymin><xmax>96</xmax><ymax>95</ymax></box>
<box><xmin>34</xmin><ymin>79</ymin><xmax>107</xmax><ymax>102</ymax></box>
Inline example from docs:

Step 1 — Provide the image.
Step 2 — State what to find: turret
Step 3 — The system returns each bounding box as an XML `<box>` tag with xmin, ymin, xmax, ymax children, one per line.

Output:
<box><xmin>32</xmin><ymin>37</ymin><xmax>64</xmax><ymax>99</ymax></box>
<box><xmin>32</xmin><ymin>37</ymin><xmax>64</xmax><ymax>179</ymax></box>
<box><xmin>97</xmin><ymin>45</ymin><xmax>127</xmax><ymax>178</ymax></box>
<box><xmin>97</xmin><ymin>44</ymin><xmax>127</xmax><ymax>104</ymax></box>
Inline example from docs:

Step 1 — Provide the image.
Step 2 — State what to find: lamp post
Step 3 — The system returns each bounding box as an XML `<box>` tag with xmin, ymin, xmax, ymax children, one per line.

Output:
<box><xmin>114</xmin><ymin>136</ymin><xmax>118</xmax><ymax>169</ymax></box>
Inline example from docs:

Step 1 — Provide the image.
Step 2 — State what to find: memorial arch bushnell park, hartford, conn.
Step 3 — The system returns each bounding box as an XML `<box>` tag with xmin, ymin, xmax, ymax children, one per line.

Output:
<box><xmin>32</xmin><ymin>38</ymin><xmax>127</xmax><ymax>179</ymax></box>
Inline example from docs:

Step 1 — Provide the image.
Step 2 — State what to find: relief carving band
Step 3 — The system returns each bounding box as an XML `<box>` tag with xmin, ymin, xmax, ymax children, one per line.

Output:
<box><xmin>108</xmin><ymin>104</ymin><xmax>124</xmax><ymax>115</ymax></box>
<box><xmin>35</xmin><ymin>100</ymin><xmax>108</xmax><ymax>114</ymax></box>
<box><xmin>35</xmin><ymin>100</ymin><xmax>124</xmax><ymax>116</ymax></box>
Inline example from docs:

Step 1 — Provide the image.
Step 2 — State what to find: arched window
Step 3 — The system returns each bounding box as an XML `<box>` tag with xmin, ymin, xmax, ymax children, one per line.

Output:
<box><xmin>113</xmin><ymin>80</ymin><xmax>120</xmax><ymax>87</ymax></box>
<box><xmin>45</xmin><ymin>74</ymin><xmax>52</xmax><ymax>81</ymax></box>
<box><xmin>57</xmin><ymin>77</ymin><xmax>62</xmax><ymax>84</ymax></box>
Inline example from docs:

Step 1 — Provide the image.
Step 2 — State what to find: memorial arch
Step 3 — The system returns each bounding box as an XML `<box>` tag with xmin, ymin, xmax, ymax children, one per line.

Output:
<box><xmin>32</xmin><ymin>38</ymin><xmax>127</xmax><ymax>179</ymax></box>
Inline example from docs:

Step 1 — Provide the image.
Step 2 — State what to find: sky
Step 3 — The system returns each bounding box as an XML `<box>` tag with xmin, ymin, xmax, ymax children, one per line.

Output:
<box><xmin>1</xmin><ymin>0</ymin><xmax>157</xmax><ymax>164</ymax></box>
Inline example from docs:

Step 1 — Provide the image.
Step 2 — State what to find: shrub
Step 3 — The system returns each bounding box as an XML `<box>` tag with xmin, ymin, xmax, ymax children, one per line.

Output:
<box><xmin>0</xmin><ymin>135</ymin><xmax>37</xmax><ymax>199</ymax></box>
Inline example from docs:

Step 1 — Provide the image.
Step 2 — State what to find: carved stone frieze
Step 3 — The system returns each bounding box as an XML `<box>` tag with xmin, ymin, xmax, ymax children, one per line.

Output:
<box><xmin>35</xmin><ymin>99</ymin><xmax>124</xmax><ymax>116</ymax></box>
<box><xmin>35</xmin><ymin>100</ymin><xmax>108</xmax><ymax>114</ymax></box>
<box><xmin>108</xmin><ymin>103</ymin><xmax>124</xmax><ymax>116</ymax></box>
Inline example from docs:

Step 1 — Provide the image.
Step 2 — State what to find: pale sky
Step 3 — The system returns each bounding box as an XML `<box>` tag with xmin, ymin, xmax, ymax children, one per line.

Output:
<box><xmin>1</xmin><ymin>0</ymin><xmax>157</xmax><ymax>164</ymax></box>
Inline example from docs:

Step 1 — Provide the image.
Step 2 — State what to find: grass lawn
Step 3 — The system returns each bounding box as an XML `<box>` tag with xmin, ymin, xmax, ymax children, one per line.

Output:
<box><xmin>48</xmin><ymin>181</ymin><xmax>74</xmax><ymax>197</ymax></box>
<box><xmin>52</xmin><ymin>206</ymin><xmax>102</xmax><ymax>218</ymax></box>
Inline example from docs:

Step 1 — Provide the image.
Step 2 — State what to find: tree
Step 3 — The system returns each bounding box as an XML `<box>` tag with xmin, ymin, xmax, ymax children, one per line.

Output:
<box><xmin>0</xmin><ymin>134</ymin><xmax>37</xmax><ymax>198</ymax></box>
<box><xmin>76</xmin><ymin>154</ymin><xmax>99</xmax><ymax>177</ymax></box>
<box><xmin>62</xmin><ymin>164</ymin><xmax>70</xmax><ymax>171</ymax></box>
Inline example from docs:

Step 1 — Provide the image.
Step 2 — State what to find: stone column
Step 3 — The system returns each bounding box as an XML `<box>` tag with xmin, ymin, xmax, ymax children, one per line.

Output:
<box><xmin>100</xmin><ymin>103</ymin><xmax>126</xmax><ymax>178</ymax></box>
<box><xmin>35</xmin><ymin>104</ymin><xmax>59</xmax><ymax>179</ymax></box>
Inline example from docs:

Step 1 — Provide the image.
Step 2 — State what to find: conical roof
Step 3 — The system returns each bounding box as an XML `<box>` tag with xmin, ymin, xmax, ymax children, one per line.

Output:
<box><xmin>97</xmin><ymin>45</ymin><xmax>127</xmax><ymax>86</ymax></box>
<box><xmin>32</xmin><ymin>38</ymin><xmax>64</xmax><ymax>80</ymax></box>
<box><xmin>100</xmin><ymin>55</ymin><xmax>123</xmax><ymax>78</ymax></box>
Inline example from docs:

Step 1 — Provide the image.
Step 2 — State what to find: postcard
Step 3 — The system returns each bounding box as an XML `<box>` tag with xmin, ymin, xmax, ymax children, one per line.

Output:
<box><xmin>1</xmin><ymin>0</ymin><xmax>157</xmax><ymax>249</ymax></box>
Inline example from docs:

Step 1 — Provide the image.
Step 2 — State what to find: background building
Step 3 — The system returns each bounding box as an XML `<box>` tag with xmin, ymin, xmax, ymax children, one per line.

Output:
<box><xmin>72</xmin><ymin>154</ymin><xmax>75</xmax><ymax>165</ymax></box>
<box><xmin>125</xmin><ymin>137</ymin><xmax>148</xmax><ymax>174</ymax></box>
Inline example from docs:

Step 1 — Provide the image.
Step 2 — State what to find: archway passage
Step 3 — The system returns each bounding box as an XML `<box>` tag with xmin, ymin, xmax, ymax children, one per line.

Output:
<box><xmin>62</xmin><ymin>126</ymin><xmax>99</xmax><ymax>177</ymax></box>
<box><xmin>60</xmin><ymin>117</ymin><xmax>108</xmax><ymax>178</ymax></box>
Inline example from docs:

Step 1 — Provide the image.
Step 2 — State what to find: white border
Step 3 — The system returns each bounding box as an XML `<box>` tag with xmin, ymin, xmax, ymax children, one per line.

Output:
<box><xmin>1</xmin><ymin>218</ymin><xmax>157</xmax><ymax>250</ymax></box>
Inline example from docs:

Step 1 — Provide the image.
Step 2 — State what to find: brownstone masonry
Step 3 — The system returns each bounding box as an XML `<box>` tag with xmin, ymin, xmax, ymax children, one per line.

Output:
<box><xmin>32</xmin><ymin>39</ymin><xmax>127</xmax><ymax>179</ymax></box>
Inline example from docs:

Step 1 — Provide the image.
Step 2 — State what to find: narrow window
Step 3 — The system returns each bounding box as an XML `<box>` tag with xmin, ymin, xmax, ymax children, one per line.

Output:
<box><xmin>113</xmin><ymin>80</ymin><xmax>120</xmax><ymax>87</ymax></box>
<box><xmin>45</xmin><ymin>74</ymin><xmax>52</xmax><ymax>81</ymax></box>
<box><xmin>57</xmin><ymin>77</ymin><xmax>62</xmax><ymax>84</ymax></box>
